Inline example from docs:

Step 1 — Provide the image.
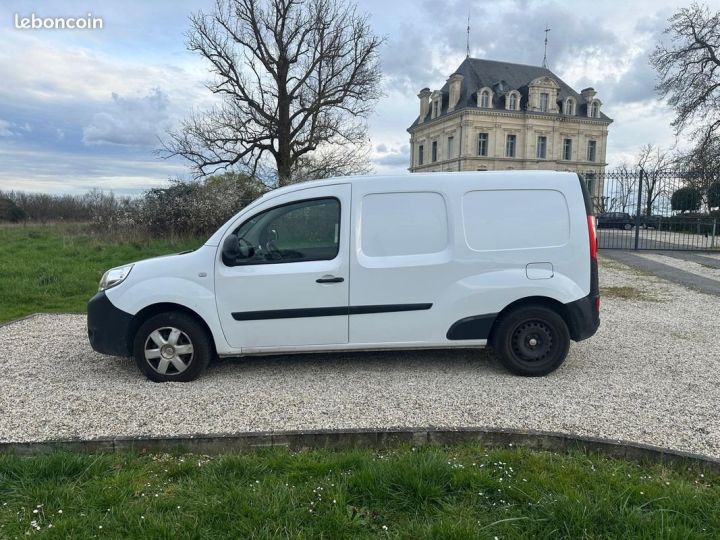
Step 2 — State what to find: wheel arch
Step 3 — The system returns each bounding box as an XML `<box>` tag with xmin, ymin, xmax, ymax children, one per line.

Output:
<box><xmin>127</xmin><ymin>303</ymin><xmax>217</xmax><ymax>357</ymax></box>
<box><xmin>488</xmin><ymin>296</ymin><xmax>573</xmax><ymax>347</ymax></box>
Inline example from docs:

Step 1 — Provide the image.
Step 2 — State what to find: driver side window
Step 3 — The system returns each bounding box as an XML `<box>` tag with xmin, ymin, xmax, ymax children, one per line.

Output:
<box><xmin>224</xmin><ymin>197</ymin><xmax>340</xmax><ymax>267</ymax></box>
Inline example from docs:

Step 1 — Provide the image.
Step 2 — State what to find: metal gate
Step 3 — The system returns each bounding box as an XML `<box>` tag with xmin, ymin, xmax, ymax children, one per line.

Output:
<box><xmin>585</xmin><ymin>169</ymin><xmax>719</xmax><ymax>251</ymax></box>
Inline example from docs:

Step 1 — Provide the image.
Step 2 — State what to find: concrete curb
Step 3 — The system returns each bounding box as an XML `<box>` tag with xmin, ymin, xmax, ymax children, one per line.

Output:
<box><xmin>1</xmin><ymin>427</ymin><xmax>719</xmax><ymax>472</ymax></box>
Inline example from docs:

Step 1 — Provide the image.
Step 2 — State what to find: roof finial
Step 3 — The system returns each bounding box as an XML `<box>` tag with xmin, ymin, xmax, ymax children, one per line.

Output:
<box><xmin>466</xmin><ymin>10</ymin><xmax>470</xmax><ymax>58</ymax></box>
<box><xmin>542</xmin><ymin>24</ymin><xmax>551</xmax><ymax>68</ymax></box>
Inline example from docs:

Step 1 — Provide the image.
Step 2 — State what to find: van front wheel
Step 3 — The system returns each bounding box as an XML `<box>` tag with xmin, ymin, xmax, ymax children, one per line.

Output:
<box><xmin>133</xmin><ymin>312</ymin><xmax>212</xmax><ymax>382</ymax></box>
<box><xmin>492</xmin><ymin>306</ymin><xmax>570</xmax><ymax>376</ymax></box>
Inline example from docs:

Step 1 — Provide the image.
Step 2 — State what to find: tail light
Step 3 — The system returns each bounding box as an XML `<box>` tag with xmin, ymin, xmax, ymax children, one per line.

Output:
<box><xmin>588</xmin><ymin>214</ymin><xmax>599</xmax><ymax>313</ymax></box>
<box><xmin>587</xmin><ymin>215</ymin><xmax>598</xmax><ymax>261</ymax></box>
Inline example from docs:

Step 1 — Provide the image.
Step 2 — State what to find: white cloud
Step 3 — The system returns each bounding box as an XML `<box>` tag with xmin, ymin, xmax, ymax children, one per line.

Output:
<box><xmin>0</xmin><ymin>118</ymin><xmax>32</xmax><ymax>137</ymax></box>
<box><xmin>0</xmin><ymin>148</ymin><xmax>187</xmax><ymax>195</ymax></box>
<box><xmin>83</xmin><ymin>89</ymin><xmax>171</xmax><ymax>146</ymax></box>
<box><xmin>0</xmin><ymin>30</ymin><xmax>208</xmax><ymax>107</ymax></box>
<box><xmin>0</xmin><ymin>119</ymin><xmax>12</xmax><ymax>137</ymax></box>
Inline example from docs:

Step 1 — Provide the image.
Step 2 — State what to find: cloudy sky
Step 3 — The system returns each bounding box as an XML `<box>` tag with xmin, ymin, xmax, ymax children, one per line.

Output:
<box><xmin>0</xmin><ymin>0</ymin><xmax>710</xmax><ymax>195</ymax></box>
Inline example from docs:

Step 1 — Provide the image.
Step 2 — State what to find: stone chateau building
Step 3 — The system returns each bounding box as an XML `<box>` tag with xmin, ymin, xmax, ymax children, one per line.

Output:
<box><xmin>408</xmin><ymin>57</ymin><xmax>612</xmax><ymax>194</ymax></box>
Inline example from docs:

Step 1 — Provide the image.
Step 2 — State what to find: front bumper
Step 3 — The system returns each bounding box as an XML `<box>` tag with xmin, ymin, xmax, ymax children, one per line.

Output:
<box><xmin>87</xmin><ymin>291</ymin><xmax>134</xmax><ymax>357</ymax></box>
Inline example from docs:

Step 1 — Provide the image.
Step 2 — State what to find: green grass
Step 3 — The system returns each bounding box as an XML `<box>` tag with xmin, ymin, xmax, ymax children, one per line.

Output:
<box><xmin>0</xmin><ymin>224</ymin><xmax>201</xmax><ymax>323</ymax></box>
<box><xmin>600</xmin><ymin>286</ymin><xmax>658</xmax><ymax>301</ymax></box>
<box><xmin>0</xmin><ymin>445</ymin><xmax>718</xmax><ymax>538</ymax></box>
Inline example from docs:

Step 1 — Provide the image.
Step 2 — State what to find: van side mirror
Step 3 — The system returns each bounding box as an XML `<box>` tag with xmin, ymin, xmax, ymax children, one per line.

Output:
<box><xmin>222</xmin><ymin>234</ymin><xmax>254</xmax><ymax>264</ymax></box>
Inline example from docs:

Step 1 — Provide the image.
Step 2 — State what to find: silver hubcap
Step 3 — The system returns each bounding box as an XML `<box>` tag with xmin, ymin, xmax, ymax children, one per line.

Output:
<box><xmin>144</xmin><ymin>327</ymin><xmax>194</xmax><ymax>375</ymax></box>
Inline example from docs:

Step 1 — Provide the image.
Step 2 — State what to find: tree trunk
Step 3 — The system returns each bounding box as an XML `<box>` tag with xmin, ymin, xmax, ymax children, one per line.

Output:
<box><xmin>276</xmin><ymin>60</ymin><xmax>292</xmax><ymax>187</ymax></box>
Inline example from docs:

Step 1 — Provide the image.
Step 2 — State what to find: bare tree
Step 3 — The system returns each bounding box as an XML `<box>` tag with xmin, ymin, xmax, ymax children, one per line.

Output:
<box><xmin>636</xmin><ymin>144</ymin><xmax>674</xmax><ymax>216</ymax></box>
<box><xmin>161</xmin><ymin>0</ymin><xmax>383</xmax><ymax>186</ymax></box>
<box><xmin>651</xmin><ymin>3</ymin><xmax>720</xmax><ymax>144</ymax></box>
<box><xmin>676</xmin><ymin>137</ymin><xmax>720</xmax><ymax>209</ymax></box>
<box><xmin>289</xmin><ymin>143</ymin><xmax>371</xmax><ymax>183</ymax></box>
<box><xmin>607</xmin><ymin>162</ymin><xmax>639</xmax><ymax>213</ymax></box>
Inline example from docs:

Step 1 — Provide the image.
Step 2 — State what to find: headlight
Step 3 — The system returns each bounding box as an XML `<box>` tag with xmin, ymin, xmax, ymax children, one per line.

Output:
<box><xmin>99</xmin><ymin>264</ymin><xmax>134</xmax><ymax>291</ymax></box>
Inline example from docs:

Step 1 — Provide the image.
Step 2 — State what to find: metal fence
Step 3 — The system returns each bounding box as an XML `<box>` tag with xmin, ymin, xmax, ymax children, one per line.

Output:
<box><xmin>583</xmin><ymin>169</ymin><xmax>720</xmax><ymax>251</ymax></box>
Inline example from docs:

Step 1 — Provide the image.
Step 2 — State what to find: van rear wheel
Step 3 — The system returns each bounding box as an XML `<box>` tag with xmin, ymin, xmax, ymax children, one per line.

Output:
<box><xmin>133</xmin><ymin>312</ymin><xmax>212</xmax><ymax>382</ymax></box>
<box><xmin>492</xmin><ymin>306</ymin><xmax>570</xmax><ymax>376</ymax></box>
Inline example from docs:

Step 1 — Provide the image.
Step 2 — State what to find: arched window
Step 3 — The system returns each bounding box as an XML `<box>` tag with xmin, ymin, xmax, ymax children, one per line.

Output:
<box><xmin>480</xmin><ymin>90</ymin><xmax>490</xmax><ymax>108</ymax></box>
<box><xmin>509</xmin><ymin>93</ymin><xmax>518</xmax><ymax>110</ymax></box>
<box><xmin>565</xmin><ymin>98</ymin><xmax>575</xmax><ymax>116</ymax></box>
<box><xmin>590</xmin><ymin>101</ymin><xmax>599</xmax><ymax>118</ymax></box>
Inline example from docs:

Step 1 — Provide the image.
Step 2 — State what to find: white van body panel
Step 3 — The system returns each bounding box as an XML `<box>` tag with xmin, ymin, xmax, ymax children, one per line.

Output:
<box><xmin>346</xmin><ymin>173</ymin><xmax>588</xmax><ymax>345</ymax></box>
<box><xmin>105</xmin><ymin>246</ymin><xmax>232</xmax><ymax>353</ymax></box>
<box><xmin>102</xmin><ymin>171</ymin><xmax>592</xmax><ymax>357</ymax></box>
<box><xmin>214</xmin><ymin>183</ymin><xmax>352</xmax><ymax>349</ymax></box>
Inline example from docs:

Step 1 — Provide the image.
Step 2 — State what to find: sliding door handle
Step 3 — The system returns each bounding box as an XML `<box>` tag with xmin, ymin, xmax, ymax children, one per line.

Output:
<box><xmin>316</xmin><ymin>275</ymin><xmax>344</xmax><ymax>284</ymax></box>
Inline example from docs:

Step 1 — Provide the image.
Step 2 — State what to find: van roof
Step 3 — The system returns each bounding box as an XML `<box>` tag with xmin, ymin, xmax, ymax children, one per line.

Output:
<box><xmin>206</xmin><ymin>170</ymin><xmax>584</xmax><ymax>246</ymax></box>
<box><xmin>264</xmin><ymin>170</ymin><xmax>581</xmax><ymax>199</ymax></box>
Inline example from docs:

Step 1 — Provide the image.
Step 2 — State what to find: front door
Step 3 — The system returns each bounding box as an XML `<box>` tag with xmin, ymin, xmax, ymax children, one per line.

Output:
<box><xmin>215</xmin><ymin>184</ymin><xmax>351</xmax><ymax>350</ymax></box>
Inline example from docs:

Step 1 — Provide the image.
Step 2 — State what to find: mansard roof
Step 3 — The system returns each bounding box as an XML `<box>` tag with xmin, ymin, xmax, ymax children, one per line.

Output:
<box><xmin>409</xmin><ymin>57</ymin><xmax>612</xmax><ymax>128</ymax></box>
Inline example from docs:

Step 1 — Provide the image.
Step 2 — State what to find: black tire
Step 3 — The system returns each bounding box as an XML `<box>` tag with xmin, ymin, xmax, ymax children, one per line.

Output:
<box><xmin>491</xmin><ymin>306</ymin><xmax>570</xmax><ymax>376</ymax></box>
<box><xmin>623</xmin><ymin>223</ymin><xmax>632</xmax><ymax>231</ymax></box>
<box><xmin>133</xmin><ymin>312</ymin><xmax>212</xmax><ymax>382</ymax></box>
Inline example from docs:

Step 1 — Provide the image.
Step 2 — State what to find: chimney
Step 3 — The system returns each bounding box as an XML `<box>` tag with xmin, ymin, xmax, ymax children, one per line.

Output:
<box><xmin>418</xmin><ymin>88</ymin><xmax>431</xmax><ymax>123</ymax></box>
<box><xmin>447</xmin><ymin>73</ymin><xmax>464</xmax><ymax>112</ymax></box>
<box><xmin>581</xmin><ymin>87</ymin><xmax>597</xmax><ymax>103</ymax></box>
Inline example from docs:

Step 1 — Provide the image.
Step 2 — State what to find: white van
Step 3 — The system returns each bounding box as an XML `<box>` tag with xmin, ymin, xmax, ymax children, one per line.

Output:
<box><xmin>88</xmin><ymin>171</ymin><xmax>600</xmax><ymax>382</ymax></box>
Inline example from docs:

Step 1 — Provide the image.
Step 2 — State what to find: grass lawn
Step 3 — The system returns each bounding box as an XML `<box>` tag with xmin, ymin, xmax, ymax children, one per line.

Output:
<box><xmin>0</xmin><ymin>224</ymin><xmax>201</xmax><ymax>323</ymax></box>
<box><xmin>0</xmin><ymin>445</ymin><xmax>718</xmax><ymax>538</ymax></box>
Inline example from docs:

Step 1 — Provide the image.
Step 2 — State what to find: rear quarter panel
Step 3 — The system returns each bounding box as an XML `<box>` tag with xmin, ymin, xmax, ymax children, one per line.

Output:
<box><xmin>451</xmin><ymin>172</ymin><xmax>590</xmax><ymax>319</ymax></box>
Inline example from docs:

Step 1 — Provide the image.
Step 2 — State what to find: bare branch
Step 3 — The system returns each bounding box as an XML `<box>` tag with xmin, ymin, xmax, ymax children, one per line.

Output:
<box><xmin>651</xmin><ymin>3</ymin><xmax>720</xmax><ymax>142</ymax></box>
<box><xmin>160</xmin><ymin>0</ymin><xmax>383</xmax><ymax>186</ymax></box>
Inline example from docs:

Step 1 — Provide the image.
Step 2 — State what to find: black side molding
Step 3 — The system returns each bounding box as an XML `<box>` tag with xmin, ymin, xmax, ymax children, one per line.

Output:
<box><xmin>349</xmin><ymin>304</ymin><xmax>432</xmax><ymax>315</ymax></box>
<box><xmin>446</xmin><ymin>293</ymin><xmax>600</xmax><ymax>344</ymax></box>
<box><xmin>232</xmin><ymin>303</ymin><xmax>432</xmax><ymax>321</ymax></box>
<box><xmin>446</xmin><ymin>313</ymin><xmax>497</xmax><ymax>340</ymax></box>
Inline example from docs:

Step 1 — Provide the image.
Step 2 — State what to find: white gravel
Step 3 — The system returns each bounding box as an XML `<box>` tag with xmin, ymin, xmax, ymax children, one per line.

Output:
<box><xmin>1</xmin><ymin>256</ymin><xmax>719</xmax><ymax>458</ymax></box>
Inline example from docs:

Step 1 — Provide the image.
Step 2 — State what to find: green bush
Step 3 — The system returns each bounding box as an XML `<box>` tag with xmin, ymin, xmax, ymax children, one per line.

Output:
<box><xmin>665</xmin><ymin>212</ymin><xmax>716</xmax><ymax>234</ymax></box>
<box><xmin>0</xmin><ymin>197</ymin><xmax>27</xmax><ymax>222</ymax></box>
<box><xmin>708</xmin><ymin>181</ymin><xmax>720</xmax><ymax>209</ymax></box>
<box><xmin>671</xmin><ymin>186</ymin><xmax>702</xmax><ymax>213</ymax></box>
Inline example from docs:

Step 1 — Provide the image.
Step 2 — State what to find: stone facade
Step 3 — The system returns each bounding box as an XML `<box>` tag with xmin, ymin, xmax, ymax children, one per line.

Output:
<box><xmin>407</xmin><ymin>58</ymin><xmax>612</xmax><ymax>195</ymax></box>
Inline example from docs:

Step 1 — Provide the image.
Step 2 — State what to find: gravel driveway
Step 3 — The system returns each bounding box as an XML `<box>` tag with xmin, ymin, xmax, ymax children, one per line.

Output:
<box><xmin>1</xmin><ymin>256</ymin><xmax>719</xmax><ymax>458</ymax></box>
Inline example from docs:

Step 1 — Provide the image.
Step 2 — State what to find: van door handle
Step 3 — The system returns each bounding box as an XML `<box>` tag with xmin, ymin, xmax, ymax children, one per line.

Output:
<box><xmin>316</xmin><ymin>275</ymin><xmax>344</xmax><ymax>284</ymax></box>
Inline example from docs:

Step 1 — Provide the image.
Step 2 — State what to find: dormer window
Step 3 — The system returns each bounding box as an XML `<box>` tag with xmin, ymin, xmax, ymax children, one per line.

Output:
<box><xmin>565</xmin><ymin>98</ymin><xmax>575</xmax><ymax>116</ymax></box>
<box><xmin>480</xmin><ymin>90</ymin><xmax>491</xmax><ymax>108</ymax></box>
<box><xmin>539</xmin><ymin>93</ymin><xmax>549</xmax><ymax>112</ymax></box>
<box><xmin>430</xmin><ymin>90</ymin><xmax>442</xmax><ymax>119</ymax></box>
<box><xmin>509</xmin><ymin>93</ymin><xmax>517</xmax><ymax>110</ymax></box>
<box><xmin>590</xmin><ymin>101</ymin><xmax>600</xmax><ymax>118</ymax></box>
